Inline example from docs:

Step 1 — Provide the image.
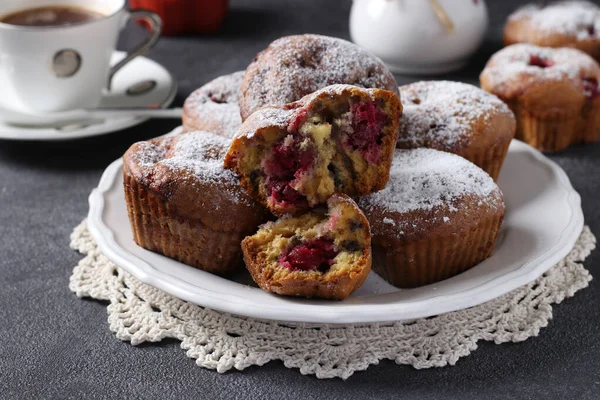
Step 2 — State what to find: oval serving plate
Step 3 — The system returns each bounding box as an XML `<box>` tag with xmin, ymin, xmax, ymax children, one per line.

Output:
<box><xmin>87</xmin><ymin>130</ymin><xmax>583</xmax><ymax>324</ymax></box>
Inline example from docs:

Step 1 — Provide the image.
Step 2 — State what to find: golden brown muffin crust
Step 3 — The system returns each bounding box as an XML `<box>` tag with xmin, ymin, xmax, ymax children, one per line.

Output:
<box><xmin>504</xmin><ymin>2</ymin><xmax>600</xmax><ymax>61</ymax></box>
<box><xmin>479</xmin><ymin>44</ymin><xmax>600</xmax><ymax>106</ymax></box>
<box><xmin>123</xmin><ymin>131</ymin><xmax>271</xmax><ymax>275</ymax></box>
<box><xmin>398</xmin><ymin>81</ymin><xmax>516</xmax><ymax>180</ymax></box>
<box><xmin>239</xmin><ymin>34</ymin><xmax>399</xmax><ymax>120</ymax></box>
<box><xmin>398</xmin><ymin>81</ymin><xmax>515</xmax><ymax>153</ymax></box>
<box><xmin>124</xmin><ymin>132</ymin><xmax>269</xmax><ymax>230</ymax></box>
<box><xmin>359</xmin><ymin>148</ymin><xmax>505</xmax><ymax>288</ymax></box>
<box><xmin>480</xmin><ymin>43</ymin><xmax>600</xmax><ymax>152</ymax></box>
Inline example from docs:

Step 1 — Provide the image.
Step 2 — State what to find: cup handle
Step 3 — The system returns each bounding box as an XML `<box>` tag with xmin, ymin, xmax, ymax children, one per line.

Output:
<box><xmin>107</xmin><ymin>9</ymin><xmax>162</xmax><ymax>91</ymax></box>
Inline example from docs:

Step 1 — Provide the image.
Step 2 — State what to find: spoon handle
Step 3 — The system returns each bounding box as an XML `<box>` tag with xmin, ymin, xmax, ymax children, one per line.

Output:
<box><xmin>84</xmin><ymin>107</ymin><xmax>184</xmax><ymax>119</ymax></box>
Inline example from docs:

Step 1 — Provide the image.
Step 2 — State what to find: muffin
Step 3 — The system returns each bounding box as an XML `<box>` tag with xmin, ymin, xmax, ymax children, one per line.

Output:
<box><xmin>398</xmin><ymin>81</ymin><xmax>516</xmax><ymax>180</ymax></box>
<box><xmin>504</xmin><ymin>1</ymin><xmax>600</xmax><ymax>62</ymax></box>
<box><xmin>358</xmin><ymin>148</ymin><xmax>505</xmax><ymax>288</ymax></box>
<box><xmin>182</xmin><ymin>71</ymin><xmax>244</xmax><ymax>138</ymax></box>
<box><xmin>225</xmin><ymin>84</ymin><xmax>403</xmax><ymax>216</ymax></box>
<box><xmin>242</xmin><ymin>194</ymin><xmax>371</xmax><ymax>300</ymax></box>
<box><xmin>239</xmin><ymin>34</ymin><xmax>399</xmax><ymax>120</ymax></box>
<box><xmin>123</xmin><ymin>131</ymin><xmax>270</xmax><ymax>275</ymax></box>
<box><xmin>480</xmin><ymin>43</ymin><xmax>600</xmax><ymax>152</ymax></box>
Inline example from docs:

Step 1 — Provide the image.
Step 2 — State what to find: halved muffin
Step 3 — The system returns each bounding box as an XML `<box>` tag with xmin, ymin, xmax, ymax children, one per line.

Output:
<box><xmin>224</xmin><ymin>84</ymin><xmax>402</xmax><ymax>216</ymax></box>
<box><xmin>242</xmin><ymin>194</ymin><xmax>371</xmax><ymax>300</ymax></box>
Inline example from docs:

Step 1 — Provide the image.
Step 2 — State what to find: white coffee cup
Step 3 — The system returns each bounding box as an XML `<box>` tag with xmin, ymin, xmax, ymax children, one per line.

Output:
<box><xmin>0</xmin><ymin>0</ymin><xmax>161</xmax><ymax>113</ymax></box>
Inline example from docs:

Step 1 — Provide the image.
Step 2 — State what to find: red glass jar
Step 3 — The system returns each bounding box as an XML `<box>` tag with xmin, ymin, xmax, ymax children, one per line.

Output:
<box><xmin>129</xmin><ymin>0</ymin><xmax>229</xmax><ymax>36</ymax></box>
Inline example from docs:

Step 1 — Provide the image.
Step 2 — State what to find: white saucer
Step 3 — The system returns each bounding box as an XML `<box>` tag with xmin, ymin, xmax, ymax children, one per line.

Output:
<box><xmin>0</xmin><ymin>51</ymin><xmax>176</xmax><ymax>141</ymax></box>
<box><xmin>87</xmin><ymin>132</ymin><xmax>584</xmax><ymax>324</ymax></box>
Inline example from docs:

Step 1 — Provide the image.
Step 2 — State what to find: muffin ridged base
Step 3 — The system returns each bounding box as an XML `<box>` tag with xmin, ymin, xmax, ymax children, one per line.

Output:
<box><xmin>123</xmin><ymin>172</ymin><xmax>244</xmax><ymax>276</ymax></box>
<box><xmin>371</xmin><ymin>213</ymin><xmax>503</xmax><ymax>288</ymax></box>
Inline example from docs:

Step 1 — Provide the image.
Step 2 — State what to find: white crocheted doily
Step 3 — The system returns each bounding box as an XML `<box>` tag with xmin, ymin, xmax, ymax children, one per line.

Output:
<box><xmin>69</xmin><ymin>220</ymin><xmax>595</xmax><ymax>379</ymax></box>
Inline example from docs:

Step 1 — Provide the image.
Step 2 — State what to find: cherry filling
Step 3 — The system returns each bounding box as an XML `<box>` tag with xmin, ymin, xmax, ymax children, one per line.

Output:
<box><xmin>587</xmin><ymin>25</ymin><xmax>596</xmax><ymax>36</ymax></box>
<box><xmin>528</xmin><ymin>55</ymin><xmax>554</xmax><ymax>68</ymax></box>
<box><xmin>347</xmin><ymin>101</ymin><xmax>387</xmax><ymax>163</ymax></box>
<box><xmin>208</xmin><ymin>91</ymin><xmax>226</xmax><ymax>104</ymax></box>
<box><xmin>263</xmin><ymin>136</ymin><xmax>314</xmax><ymax>207</ymax></box>
<box><xmin>265</xmin><ymin>138</ymin><xmax>314</xmax><ymax>179</ymax></box>
<box><xmin>267</xmin><ymin>180</ymin><xmax>306</xmax><ymax>206</ymax></box>
<box><xmin>583</xmin><ymin>77</ymin><xmax>600</xmax><ymax>99</ymax></box>
<box><xmin>288</xmin><ymin>109</ymin><xmax>309</xmax><ymax>132</ymax></box>
<box><xmin>279</xmin><ymin>238</ymin><xmax>338</xmax><ymax>272</ymax></box>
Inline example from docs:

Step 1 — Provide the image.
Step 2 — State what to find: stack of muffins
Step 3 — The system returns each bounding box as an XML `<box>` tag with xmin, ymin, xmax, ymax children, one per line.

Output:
<box><xmin>481</xmin><ymin>1</ymin><xmax>600</xmax><ymax>152</ymax></box>
<box><xmin>123</xmin><ymin>34</ymin><xmax>515</xmax><ymax>300</ymax></box>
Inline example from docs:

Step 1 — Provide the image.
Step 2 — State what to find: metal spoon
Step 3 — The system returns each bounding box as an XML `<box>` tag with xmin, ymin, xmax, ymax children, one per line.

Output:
<box><xmin>71</xmin><ymin>107</ymin><xmax>183</xmax><ymax>120</ymax></box>
<box><xmin>52</xmin><ymin>108</ymin><xmax>183</xmax><ymax>131</ymax></box>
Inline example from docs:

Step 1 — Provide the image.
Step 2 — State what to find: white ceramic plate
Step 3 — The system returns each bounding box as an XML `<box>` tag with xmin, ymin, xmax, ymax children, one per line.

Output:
<box><xmin>0</xmin><ymin>51</ymin><xmax>176</xmax><ymax>141</ymax></box>
<box><xmin>87</xmin><ymin>133</ymin><xmax>583</xmax><ymax>324</ymax></box>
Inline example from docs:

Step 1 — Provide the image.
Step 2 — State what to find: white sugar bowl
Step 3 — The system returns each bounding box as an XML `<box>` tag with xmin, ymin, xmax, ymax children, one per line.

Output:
<box><xmin>350</xmin><ymin>0</ymin><xmax>489</xmax><ymax>75</ymax></box>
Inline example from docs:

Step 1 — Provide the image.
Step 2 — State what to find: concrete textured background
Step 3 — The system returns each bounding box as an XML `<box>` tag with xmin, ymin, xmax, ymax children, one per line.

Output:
<box><xmin>1</xmin><ymin>0</ymin><xmax>600</xmax><ymax>398</ymax></box>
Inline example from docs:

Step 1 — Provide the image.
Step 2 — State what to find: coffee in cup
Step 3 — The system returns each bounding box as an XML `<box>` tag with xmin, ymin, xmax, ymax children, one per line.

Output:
<box><xmin>1</xmin><ymin>6</ymin><xmax>103</xmax><ymax>27</ymax></box>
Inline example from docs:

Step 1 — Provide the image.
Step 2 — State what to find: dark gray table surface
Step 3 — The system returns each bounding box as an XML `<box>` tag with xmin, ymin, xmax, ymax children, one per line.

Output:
<box><xmin>2</xmin><ymin>0</ymin><xmax>600</xmax><ymax>399</ymax></box>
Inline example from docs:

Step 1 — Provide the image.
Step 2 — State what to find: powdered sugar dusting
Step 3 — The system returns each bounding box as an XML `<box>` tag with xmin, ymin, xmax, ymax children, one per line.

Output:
<box><xmin>359</xmin><ymin>148</ymin><xmax>499</xmax><ymax>216</ymax></box>
<box><xmin>189</xmin><ymin>102</ymin><xmax>242</xmax><ymax>138</ymax></box>
<box><xmin>183</xmin><ymin>71</ymin><xmax>244</xmax><ymax>137</ymax></box>
<box><xmin>383</xmin><ymin>217</ymin><xmax>395</xmax><ymax>226</ymax></box>
<box><xmin>481</xmin><ymin>43</ymin><xmax>600</xmax><ymax>98</ymax></box>
<box><xmin>509</xmin><ymin>1</ymin><xmax>600</xmax><ymax>40</ymax></box>
<box><xmin>190</xmin><ymin>71</ymin><xmax>243</xmax><ymax>105</ymax></box>
<box><xmin>134</xmin><ymin>132</ymin><xmax>252</xmax><ymax>206</ymax></box>
<box><xmin>238</xmin><ymin>107</ymin><xmax>290</xmax><ymax>139</ymax></box>
<box><xmin>297</xmin><ymin>83</ymin><xmax>377</xmax><ymax>105</ymax></box>
<box><xmin>252</xmin><ymin>107</ymin><xmax>289</xmax><ymax>127</ymax></box>
<box><xmin>237</xmin><ymin>84</ymin><xmax>382</xmax><ymax>140</ymax></box>
<box><xmin>132</xmin><ymin>141</ymin><xmax>166</xmax><ymax>167</ymax></box>
<box><xmin>241</xmin><ymin>34</ymin><xmax>398</xmax><ymax>118</ymax></box>
<box><xmin>398</xmin><ymin>81</ymin><xmax>511</xmax><ymax>148</ymax></box>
